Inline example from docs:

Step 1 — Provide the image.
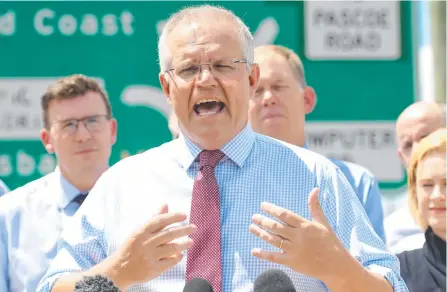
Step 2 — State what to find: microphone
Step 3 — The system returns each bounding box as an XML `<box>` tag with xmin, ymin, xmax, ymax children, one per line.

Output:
<box><xmin>74</xmin><ymin>275</ymin><xmax>121</xmax><ymax>292</ymax></box>
<box><xmin>253</xmin><ymin>269</ymin><xmax>296</xmax><ymax>292</ymax></box>
<box><xmin>183</xmin><ymin>278</ymin><xmax>214</xmax><ymax>292</ymax></box>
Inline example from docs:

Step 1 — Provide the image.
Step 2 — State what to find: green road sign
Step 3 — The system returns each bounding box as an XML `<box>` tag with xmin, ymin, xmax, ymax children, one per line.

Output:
<box><xmin>0</xmin><ymin>1</ymin><xmax>414</xmax><ymax>190</ymax></box>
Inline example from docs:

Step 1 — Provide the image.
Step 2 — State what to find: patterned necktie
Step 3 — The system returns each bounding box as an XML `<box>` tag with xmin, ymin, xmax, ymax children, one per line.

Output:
<box><xmin>186</xmin><ymin>150</ymin><xmax>225</xmax><ymax>292</ymax></box>
<box><xmin>73</xmin><ymin>193</ymin><xmax>88</xmax><ymax>206</ymax></box>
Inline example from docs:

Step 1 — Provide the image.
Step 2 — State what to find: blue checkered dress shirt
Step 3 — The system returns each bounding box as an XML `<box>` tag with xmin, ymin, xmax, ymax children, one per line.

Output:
<box><xmin>38</xmin><ymin>124</ymin><xmax>407</xmax><ymax>292</ymax></box>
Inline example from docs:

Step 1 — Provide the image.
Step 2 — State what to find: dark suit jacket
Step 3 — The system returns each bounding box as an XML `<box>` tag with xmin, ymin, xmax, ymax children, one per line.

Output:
<box><xmin>397</xmin><ymin>227</ymin><xmax>446</xmax><ymax>292</ymax></box>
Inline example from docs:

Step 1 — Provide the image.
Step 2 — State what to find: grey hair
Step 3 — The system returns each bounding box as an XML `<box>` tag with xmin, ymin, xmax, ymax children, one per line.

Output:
<box><xmin>157</xmin><ymin>4</ymin><xmax>254</xmax><ymax>73</ymax></box>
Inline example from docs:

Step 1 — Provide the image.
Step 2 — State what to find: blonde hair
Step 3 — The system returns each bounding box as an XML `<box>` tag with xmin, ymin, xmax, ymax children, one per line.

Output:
<box><xmin>408</xmin><ymin>128</ymin><xmax>447</xmax><ymax>229</ymax></box>
<box><xmin>254</xmin><ymin>45</ymin><xmax>307</xmax><ymax>87</ymax></box>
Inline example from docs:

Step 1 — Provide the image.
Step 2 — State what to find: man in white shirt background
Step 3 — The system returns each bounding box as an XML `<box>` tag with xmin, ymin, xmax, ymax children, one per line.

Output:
<box><xmin>0</xmin><ymin>74</ymin><xmax>117</xmax><ymax>292</ymax></box>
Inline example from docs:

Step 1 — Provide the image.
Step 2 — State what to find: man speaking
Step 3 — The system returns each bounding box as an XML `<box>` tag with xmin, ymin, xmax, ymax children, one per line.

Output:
<box><xmin>38</xmin><ymin>5</ymin><xmax>407</xmax><ymax>292</ymax></box>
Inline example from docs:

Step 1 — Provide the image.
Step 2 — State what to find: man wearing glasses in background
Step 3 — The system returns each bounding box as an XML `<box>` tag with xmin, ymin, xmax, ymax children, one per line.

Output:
<box><xmin>0</xmin><ymin>74</ymin><xmax>117</xmax><ymax>292</ymax></box>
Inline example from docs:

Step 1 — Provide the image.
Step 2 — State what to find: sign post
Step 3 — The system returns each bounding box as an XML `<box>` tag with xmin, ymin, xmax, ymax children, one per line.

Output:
<box><xmin>303</xmin><ymin>0</ymin><xmax>414</xmax><ymax>190</ymax></box>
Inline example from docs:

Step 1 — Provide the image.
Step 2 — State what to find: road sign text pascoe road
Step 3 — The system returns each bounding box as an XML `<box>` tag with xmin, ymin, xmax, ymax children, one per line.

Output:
<box><xmin>0</xmin><ymin>78</ymin><xmax>105</xmax><ymax>139</ymax></box>
<box><xmin>305</xmin><ymin>1</ymin><xmax>401</xmax><ymax>60</ymax></box>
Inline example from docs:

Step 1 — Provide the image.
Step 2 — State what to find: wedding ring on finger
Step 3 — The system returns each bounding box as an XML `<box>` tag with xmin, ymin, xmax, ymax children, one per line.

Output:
<box><xmin>279</xmin><ymin>238</ymin><xmax>284</xmax><ymax>250</ymax></box>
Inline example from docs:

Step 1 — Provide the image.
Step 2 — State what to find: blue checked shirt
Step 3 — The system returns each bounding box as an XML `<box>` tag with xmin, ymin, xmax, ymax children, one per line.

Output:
<box><xmin>37</xmin><ymin>124</ymin><xmax>408</xmax><ymax>292</ymax></box>
<box><xmin>0</xmin><ymin>169</ymin><xmax>85</xmax><ymax>292</ymax></box>
<box><xmin>0</xmin><ymin>179</ymin><xmax>9</xmax><ymax>197</ymax></box>
<box><xmin>328</xmin><ymin>159</ymin><xmax>385</xmax><ymax>242</ymax></box>
<box><xmin>303</xmin><ymin>142</ymin><xmax>385</xmax><ymax>242</ymax></box>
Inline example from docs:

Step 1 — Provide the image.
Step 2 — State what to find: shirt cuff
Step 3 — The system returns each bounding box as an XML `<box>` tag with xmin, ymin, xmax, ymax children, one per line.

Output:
<box><xmin>37</xmin><ymin>271</ymin><xmax>71</xmax><ymax>292</ymax></box>
<box><xmin>366</xmin><ymin>264</ymin><xmax>409</xmax><ymax>292</ymax></box>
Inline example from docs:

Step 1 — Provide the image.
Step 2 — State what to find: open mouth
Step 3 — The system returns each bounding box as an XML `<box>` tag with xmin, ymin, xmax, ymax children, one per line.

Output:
<box><xmin>193</xmin><ymin>100</ymin><xmax>225</xmax><ymax>116</ymax></box>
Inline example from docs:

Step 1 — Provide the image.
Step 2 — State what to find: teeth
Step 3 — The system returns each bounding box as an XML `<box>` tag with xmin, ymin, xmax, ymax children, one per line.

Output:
<box><xmin>193</xmin><ymin>98</ymin><xmax>225</xmax><ymax>116</ymax></box>
<box><xmin>196</xmin><ymin>99</ymin><xmax>220</xmax><ymax>105</ymax></box>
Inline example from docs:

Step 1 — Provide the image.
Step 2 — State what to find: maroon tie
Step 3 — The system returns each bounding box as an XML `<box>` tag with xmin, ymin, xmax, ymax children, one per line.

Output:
<box><xmin>186</xmin><ymin>150</ymin><xmax>225</xmax><ymax>292</ymax></box>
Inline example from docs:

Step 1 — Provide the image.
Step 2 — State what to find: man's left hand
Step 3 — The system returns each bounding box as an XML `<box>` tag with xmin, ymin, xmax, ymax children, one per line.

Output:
<box><xmin>249</xmin><ymin>187</ymin><xmax>347</xmax><ymax>281</ymax></box>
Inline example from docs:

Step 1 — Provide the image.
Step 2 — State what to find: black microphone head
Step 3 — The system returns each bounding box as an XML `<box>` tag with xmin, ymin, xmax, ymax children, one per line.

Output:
<box><xmin>183</xmin><ymin>278</ymin><xmax>214</xmax><ymax>292</ymax></box>
<box><xmin>74</xmin><ymin>275</ymin><xmax>120</xmax><ymax>292</ymax></box>
<box><xmin>254</xmin><ymin>269</ymin><xmax>296</xmax><ymax>292</ymax></box>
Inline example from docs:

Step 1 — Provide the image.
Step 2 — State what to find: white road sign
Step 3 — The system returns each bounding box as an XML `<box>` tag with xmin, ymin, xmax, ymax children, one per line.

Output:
<box><xmin>305</xmin><ymin>121</ymin><xmax>404</xmax><ymax>183</ymax></box>
<box><xmin>0</xmin><ymin>78</ymin><xmax>55</xmax><ymax>139</ymax></box>
<box><xmin>0</xmin><ymin>77</ymin><xmax>104</xmax><ymax>140</ymax></box>
<box><xmin>305</xmin><ymin>1</ymin><xmax>401</xmax><ymax>60</ymax></box>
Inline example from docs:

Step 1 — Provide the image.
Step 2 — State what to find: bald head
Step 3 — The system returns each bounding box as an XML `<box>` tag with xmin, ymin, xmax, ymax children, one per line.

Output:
<box><xmin>397</xmin><ymin>101</ymin><xmax>445</xmax><ymax>127</ymax></box>
<box><xmin>396</xmin><ymin>101</ymin><xmax>446</xmax><ymax>168</ymax></box>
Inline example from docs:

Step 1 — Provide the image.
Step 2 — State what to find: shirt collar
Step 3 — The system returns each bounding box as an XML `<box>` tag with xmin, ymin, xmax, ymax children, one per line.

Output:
<box><xmin>303</xmin><ymin>140</ymin><xmax>310</xmax><ymax>149</ymax></box>
<box><xmin>52</xmin><ymin>167</ymin><xmax>84</xmax><ymax>209</ymax></box>
<box><xmin>176</xmin><ymin>123</ymin><xmax>256</xmax><ymax>170</ymax></box>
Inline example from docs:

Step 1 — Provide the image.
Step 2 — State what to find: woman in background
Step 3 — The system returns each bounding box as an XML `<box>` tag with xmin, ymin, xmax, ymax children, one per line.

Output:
<box><xmin>397</xmin><ymin>128</ymin><xmax>446</xmax><ymax>292</ymax></box>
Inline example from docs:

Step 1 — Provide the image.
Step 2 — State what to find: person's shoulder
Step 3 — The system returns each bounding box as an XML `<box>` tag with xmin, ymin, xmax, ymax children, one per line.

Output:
<box><xmin>396</xmin><ymin>247</ymin><xmax>425</xmax><ymax>284</ymax></box>
<box><xmin>397</xmin><ymin>247</ymin><xmax>424</xmax><ymax>261</ymax></box>
<box><xmin>385</xmin><ymin>204</ymin><xmax>414</xmax><ymax>225</ymax></box>
<box><xmin>329</xmin><ymin>158</ymin><xmax>378</xmax><ymax>188</ymax></box>
<box><xmin>0</xmin><ymin>173</ymin><xmax>54</xmax><ymax>215</ymax></box>
<box><xmin>103</xmin><ymin>140</ymin><xmax>179</xmax><ymax>175</ymax></box>
<box><xmin>384</xmin><ymin>203</ymin><xmax>426</xmax><ymax>251</ymax></box>
<box><xmin>330</xmin><ymin>159</ymin><xmax>375</xmax><ymax>177</ymax></box>
<box><xmin>254</xmin><ymin>133</ymin><xmax>337</xmax><ymax>169</ymax></box>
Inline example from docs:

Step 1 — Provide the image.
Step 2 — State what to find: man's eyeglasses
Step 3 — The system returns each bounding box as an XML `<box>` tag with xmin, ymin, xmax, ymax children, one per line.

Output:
<box><xmin>166</xmin><ymin>58</ymin><xmax>249</xmax><ymax>82</ymax></box>
<box><xmin>53</xmin><ymin>115</ymin><xmax>110</xmax><ymax>136</ymax></box>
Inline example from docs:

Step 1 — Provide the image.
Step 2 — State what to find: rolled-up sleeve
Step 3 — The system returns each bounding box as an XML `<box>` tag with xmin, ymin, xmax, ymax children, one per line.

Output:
<box><xmin>37</xmin><ymin>171</ymin><xmax>112</xmax><ymax>292</ymax></box>
<box><xmin>320</xmin><ymin>166</ymin><xmax>408</xmax><ymax>292</ymax></box>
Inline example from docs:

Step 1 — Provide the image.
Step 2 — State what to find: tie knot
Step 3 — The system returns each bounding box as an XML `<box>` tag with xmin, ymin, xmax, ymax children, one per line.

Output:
<box><xmin>199</xmin><ymin>150</ymin><xmax>224</xmax><ymax>169</ymax></box>
<box><xmin>73</xmin><ymin>193</ymin><xmax>88</xmax><ymax>205</ymax></box>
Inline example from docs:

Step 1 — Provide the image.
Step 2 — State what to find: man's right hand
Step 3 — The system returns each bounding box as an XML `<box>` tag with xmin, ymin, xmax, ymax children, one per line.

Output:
<box><xmin>105</xmin><ymin>204</ymin><xmax>196</xmax><ymax>289</ymax></box>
